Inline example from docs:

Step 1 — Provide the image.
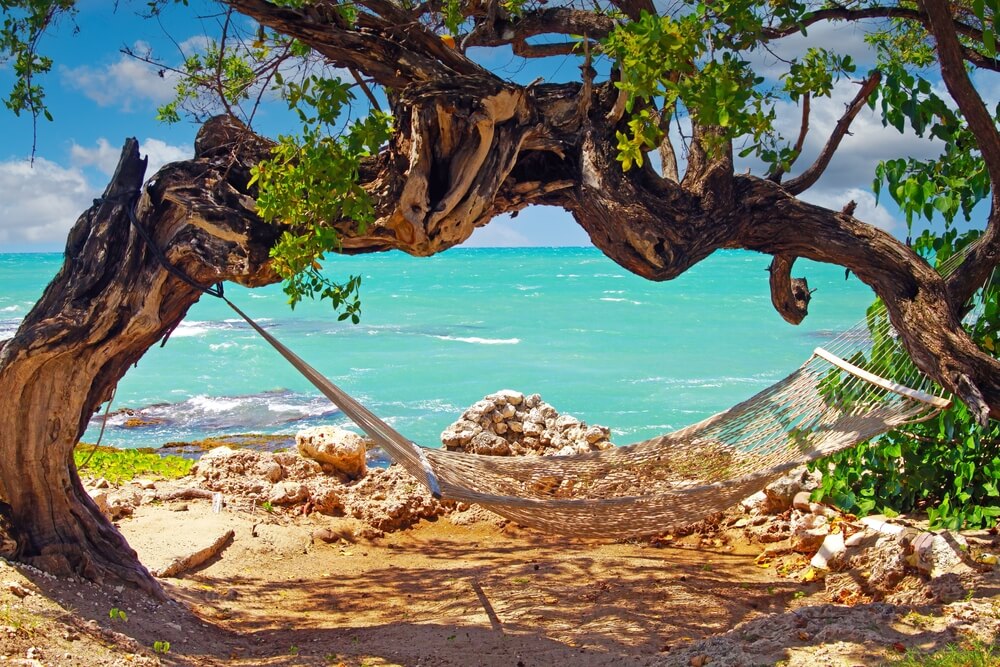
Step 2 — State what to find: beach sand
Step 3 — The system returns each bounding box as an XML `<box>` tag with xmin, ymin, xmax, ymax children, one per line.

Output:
<box><xmin>1</xmin><ymin>474</ymin><xmax>998</xmax><ymax>666</ymax></box>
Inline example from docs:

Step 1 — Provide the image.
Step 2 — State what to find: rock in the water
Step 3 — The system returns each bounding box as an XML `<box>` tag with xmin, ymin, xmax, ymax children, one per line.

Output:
<box><xmin>296</xmin><ymin>426</ymin><xmax>368</xmax><ymax>480</ymax></box>
<box><xmin>442</xmin><ymin>390</ymin><xmax>615</xmax><ymax>456</ymax></box>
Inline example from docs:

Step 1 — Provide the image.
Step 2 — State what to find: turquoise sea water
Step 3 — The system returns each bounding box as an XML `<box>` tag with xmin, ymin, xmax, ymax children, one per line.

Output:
<box><xmin>0</xmin><ymin>248</ymin><xmax>876</xmax><ymax>450</ymax></box>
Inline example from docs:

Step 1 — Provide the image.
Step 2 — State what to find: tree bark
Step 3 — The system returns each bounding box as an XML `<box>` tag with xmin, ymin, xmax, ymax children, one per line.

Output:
<box><xmin>0</xmin><ymin>118</ymin><xmax>279</xmax><ymax>596</ymax></box>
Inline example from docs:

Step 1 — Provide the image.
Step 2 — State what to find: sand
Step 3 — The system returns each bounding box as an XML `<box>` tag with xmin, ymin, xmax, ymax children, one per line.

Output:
<box><xmin>0</xmin><ymin>474</ymin><xmax>998</xmax><ymax>666</ymax></box>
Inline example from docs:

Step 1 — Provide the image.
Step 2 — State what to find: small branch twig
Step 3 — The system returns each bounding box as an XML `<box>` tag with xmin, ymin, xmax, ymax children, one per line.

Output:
<box><xmin>782</xmin><ymin>73</ymin><xmax>881</xmax><ymax>196</ymax></box>
<box><xmin>768</xmin><ymin>91</ymin><xmax>809</xmax><ymax>183</ymax></box>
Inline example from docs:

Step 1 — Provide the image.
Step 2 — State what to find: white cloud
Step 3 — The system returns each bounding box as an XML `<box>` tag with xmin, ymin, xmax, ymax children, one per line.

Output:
<box><xmin>802</xmin><ymin>187</ymin><xmax>901</xmax><ymax>233</ymax></box>
<box><xmin>725</xmin><ymin>80</ymin><xmax>943</xmax><ymax>232</ymax></box>
<box><xmin>0</xmin><ymin>158</ymin><xmax>95</xmax><ymax>250</ymax></box>
<box><xmin>139</xmin><ymin>138</ymin><xmax>192</xmax><ymax>176</ymax></box>
<box><xmin>464</xmin><ymin>215</ymin><xmax>533</xmax><ymax>247</ymax></box>
<box><xmin>60</xmin><ymin>42</ymin><xmax>179</xmax><ymax>111</ymax></box>
<box><xmin>465</xmin><ymin>208</ymin><xmax>592</xmax><ymax>247</ymax></box>
<box><xmin>69</xmin><ymin>138</ymin><xmax>118</xmax><ymax>175</ymax></box>
<box><xmin>71</xmin><ymin>138</ymin><xmax>191</xmax><ymax>179</ymax></box>
<box><xmin>746</xmin><ymin>20</ymin><xmax>880</xmax><ymax>81</ymax></box>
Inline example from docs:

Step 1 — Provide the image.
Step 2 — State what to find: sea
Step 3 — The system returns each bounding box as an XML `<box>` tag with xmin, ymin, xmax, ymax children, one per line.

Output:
<box><xmin>0</xmin><ymin>248</ymin><xmax>876</xmax><ymax>452</ymax></box>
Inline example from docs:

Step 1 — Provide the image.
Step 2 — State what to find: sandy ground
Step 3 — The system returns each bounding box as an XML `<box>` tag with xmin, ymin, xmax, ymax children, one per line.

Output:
<box><xmin>1</xmin><ymin>489</ymin><xmax>998</xmax><ymax>667</ymax></box>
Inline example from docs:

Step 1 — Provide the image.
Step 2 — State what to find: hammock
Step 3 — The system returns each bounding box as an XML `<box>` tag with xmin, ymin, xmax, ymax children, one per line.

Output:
<box><xmin>118</xmin><ymin>190</ymin><xmax>980</xmax><ymax>538</ymax></box>
<box><xmin>221</xmin><ymin>293</ymin><xmax>952</xmax><ymax>538</ymax></box>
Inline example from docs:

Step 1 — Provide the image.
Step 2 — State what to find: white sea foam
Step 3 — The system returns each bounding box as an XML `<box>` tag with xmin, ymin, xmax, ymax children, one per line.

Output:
<box><xmin>626</xmin><ymin>375</ymin><xmax>765</xmax><ymax>386</ymax></box>
<box><xmin>0</xmin><ymin>305</ymin><xmax>19</xmax><ymax>312</ymax></box>
<box><xmin>432</xmin><ymin>335</ymin><xmax>520</xmax><ymax>345</ymax></box>
<box><xmin>170</xmin><ymin>321</ymin><xmax>212</xmax><ymax>337</ymax></box>
<box><xmin>189</xmin><ymin>394</ymin><xmax>244</xmax><ymax>412</ymax></box>
<box><xmin>209</xmin><ymin>342</ymin><xmax>238</xmax><ymax>351</ymax></box>
<box><xmin>0</xmin><ymin>320</ymin><xmax>20</xmax><ymax>338</ymax></box>
<box><xmin>267</xmin><ymin>402</ymin><xmax>317</xmax><ymax>415</ymax></box>
<box><xmin>599</xmin><ymin>297</ymin><xmax>643</xmax><ymax>305</ymax></box>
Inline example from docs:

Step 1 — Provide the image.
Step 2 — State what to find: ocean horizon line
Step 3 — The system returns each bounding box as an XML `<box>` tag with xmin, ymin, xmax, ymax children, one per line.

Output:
<box><xmin>4</xmin><ymin>244</ymin><xmax>598</xmax><ymax>257</ymax></box>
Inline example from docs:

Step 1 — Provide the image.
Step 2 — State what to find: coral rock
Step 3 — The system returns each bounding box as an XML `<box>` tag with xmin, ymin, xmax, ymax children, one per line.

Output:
<box><xmin>442</xmin><ymin>390</ymin><xmax>615</xmax><ymax>457</ymax></box>
<box><xmin>268</xmin><ymin>481</ymin><xmax>307</xmax><ymax>506</ymax></box>
<box><xmin>296</xmin><ymin>426</ymin><xmax>368</xmax><ymax>480</ymax></box>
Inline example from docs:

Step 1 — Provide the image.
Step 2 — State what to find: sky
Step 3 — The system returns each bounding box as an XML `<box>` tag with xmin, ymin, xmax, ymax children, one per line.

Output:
<box><xmin>0</xmin><ymin>1</ymin><xmax>992</xmax><ymax>253</ymax></box>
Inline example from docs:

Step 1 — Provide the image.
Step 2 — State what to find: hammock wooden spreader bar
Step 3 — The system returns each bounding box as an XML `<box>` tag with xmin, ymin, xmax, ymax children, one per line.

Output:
<box><xmin>221</xmin><ymin>292</ymin><xmax>951</xmax><ymax>538</ymax></box>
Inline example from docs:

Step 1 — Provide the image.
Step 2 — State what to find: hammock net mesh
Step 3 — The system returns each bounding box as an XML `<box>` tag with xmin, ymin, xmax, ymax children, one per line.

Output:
<box><xmin>222</xmin><ymin>246</ymin><xmax>994</xmax><ymax>539</ymax></box>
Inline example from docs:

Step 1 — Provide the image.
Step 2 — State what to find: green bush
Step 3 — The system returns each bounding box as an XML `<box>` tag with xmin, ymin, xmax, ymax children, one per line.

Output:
<box><xmin>74</xmin><ymin>446</ymin><xmax>193</xmax><ymax>485</ymax></box>
<box><xmin>812</xmin><ymin>230</ymin><xmax>1000</xmax><ymax>529</ymax></box>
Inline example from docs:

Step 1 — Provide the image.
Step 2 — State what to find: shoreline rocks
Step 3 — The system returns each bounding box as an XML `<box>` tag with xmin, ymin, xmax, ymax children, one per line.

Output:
<box><xmin>296</xmin><ymin>425</ymin><xmax>368</xmax><ymax>480</ymax></box>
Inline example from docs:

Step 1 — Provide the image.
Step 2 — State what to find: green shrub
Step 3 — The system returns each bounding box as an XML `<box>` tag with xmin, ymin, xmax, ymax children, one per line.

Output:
<box><xmin>812</xmin><ymin>230</ymin><xmax>1000</xmax><ymax>529</ymax></box>
<box><xmin>891</xmin><ymin>639</ymin><xmax>999</xmax><ymax>666</ymax></box>
<box><xmin>74</xmin><ymin>446</ymin><xmax>193</xmax><ymax>485</ymax></box>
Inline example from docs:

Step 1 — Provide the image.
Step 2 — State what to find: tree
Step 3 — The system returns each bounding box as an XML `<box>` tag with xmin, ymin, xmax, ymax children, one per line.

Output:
<box><xmin>0</xmin><ymin>0</ymin><xmax>998</xmax><ymax>595</ymax></box>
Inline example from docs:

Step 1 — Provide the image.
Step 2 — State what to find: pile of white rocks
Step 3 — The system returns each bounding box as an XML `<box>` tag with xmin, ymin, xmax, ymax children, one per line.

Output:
<box><xmin>734</xmin><ymin>467</ymin><xmax>986</xmax><ymax>605</ymax></box>
<box><xmin>441</xmin><ymin>389</ymin><xmax>614</xmax><ymax>456</ymax></box>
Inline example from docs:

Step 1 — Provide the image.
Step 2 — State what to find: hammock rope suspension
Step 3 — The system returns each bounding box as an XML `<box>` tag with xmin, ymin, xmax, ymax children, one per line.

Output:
<box><xmin>220</xmin><ymin>296</ymin><xmax>951</xmax><ymax>538</ymax></box>
<box><xmin>117</xmin><ymin>190</ymin><xmax>992</xmax><ymax>538</ymax></box>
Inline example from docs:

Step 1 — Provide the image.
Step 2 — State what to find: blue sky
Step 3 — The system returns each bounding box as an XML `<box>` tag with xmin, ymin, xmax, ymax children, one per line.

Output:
<box><xmin>0</xmin><ymin>1</ymin><xmax>991</xmax><ymax>252</ymax></box>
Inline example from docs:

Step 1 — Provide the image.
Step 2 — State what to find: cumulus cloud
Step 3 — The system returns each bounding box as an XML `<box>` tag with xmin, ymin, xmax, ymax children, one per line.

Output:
<box><xmin>802</xmin><ymin>187</ymin><xmax>901</xmax><ymax>233</ymax></box>
<box><xmin>745</xmin><ymin>20</ymin><xmax>880</xmax><ymax>80</ymax></box>
<box><xmin>60</xmin><ymin>41</ymin><xmax>179</xmax><ymax>111</ymax></box>
<box><xmin>725</xmin><ymin>80</ymin><xmax>943</xmax><ymax>232</ymax></box>
<box><xmin>0</xmin><ymin>158</ymin><xmax>95</xmax><ymax>250</ymax></box>
<box><xmin>71</xmin><ymin>138</ymin><xmax>191</xmax><ymax>178</ymax></box>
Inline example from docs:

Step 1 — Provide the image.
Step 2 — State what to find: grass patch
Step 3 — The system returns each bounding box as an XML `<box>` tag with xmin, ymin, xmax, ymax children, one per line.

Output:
<box><xmin>0</xmin><ymin>603</ymin><xmax>41</xmax><ymax>635</ymax></box>
<box><xmin>74</xmin><ymin>446</ymin><xmax>193</xmax><ymax>484</ymax></box>
<box><xmin>891</xmin><ymin>640</ymin><xmax>999</xmax><ymax>666</ymax></box>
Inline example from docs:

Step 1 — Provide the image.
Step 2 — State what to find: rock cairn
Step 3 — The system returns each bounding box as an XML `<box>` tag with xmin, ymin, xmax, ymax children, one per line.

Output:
<box><xmin>441</xmin><ymin>389</ymin><xmax>614</xmax><ymax>456</ymax></box>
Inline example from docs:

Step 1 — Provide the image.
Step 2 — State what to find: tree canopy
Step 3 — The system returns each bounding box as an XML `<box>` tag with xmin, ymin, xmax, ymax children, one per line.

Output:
<box><xmin>0</xmin><ymin>0</ymin><xmax>999</xmax><ymax>592</ymax></box>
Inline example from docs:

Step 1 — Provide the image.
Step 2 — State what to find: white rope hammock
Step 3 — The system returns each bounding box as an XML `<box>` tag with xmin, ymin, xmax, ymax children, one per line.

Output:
<box><xmin>220</xmin><ymin>246</ymin><xmax>986</xmax><ymax>538</ymax></box>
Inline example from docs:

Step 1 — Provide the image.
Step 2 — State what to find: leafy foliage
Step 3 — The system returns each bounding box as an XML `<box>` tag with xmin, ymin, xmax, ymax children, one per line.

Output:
<box><xmin>74</xmin><ymin>446</ymin><xmax>193</xmax><ymax>484</ymax></box>
<box><xmin>249</xmin><ymin>73</ymin><xmax>392</xmax><ymax>314</ymax></box>
<box><xmin>602</xmin><ymin>7</ymin><xmax>779</xmax><ymax>169</ymax></box>
<box><xmin>813</xmin><ymin>231</ymin><xmax>1000</xmax><ymax>529</ymax></box>
<box><xmin>153</xmin><ymin>13</ymin><xmax>393</xmax><ymax>314</ymax></box>
<box><xmin>0</xmin><ymin>0</ymin><xmax>76</xmax><ymax>153</ymax></box>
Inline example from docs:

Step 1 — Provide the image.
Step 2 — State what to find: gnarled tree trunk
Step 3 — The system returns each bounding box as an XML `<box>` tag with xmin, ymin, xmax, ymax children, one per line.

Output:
<box><xmin>0</xmin><ymin>118</ymin><xmax>279</xmax><ymax>596</ymax></box>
